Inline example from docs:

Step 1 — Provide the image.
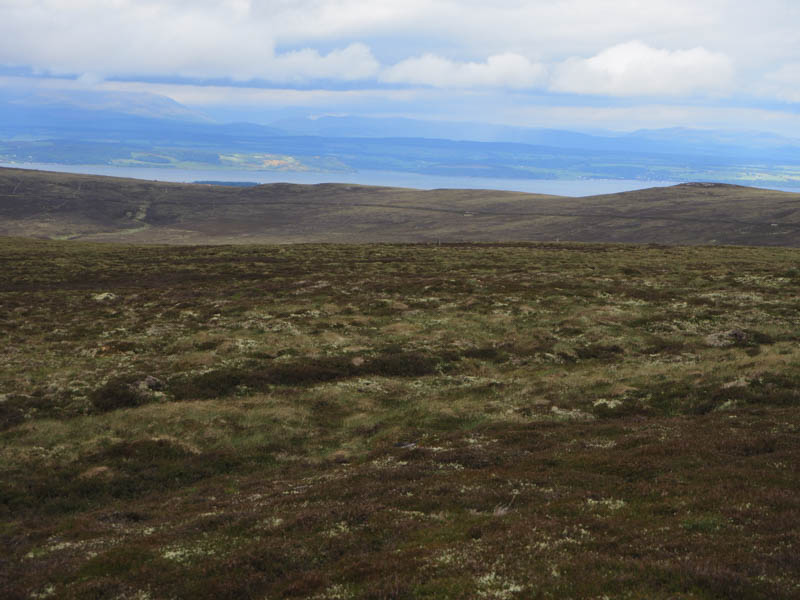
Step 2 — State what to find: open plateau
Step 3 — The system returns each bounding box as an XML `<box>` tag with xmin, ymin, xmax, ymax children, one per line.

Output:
<box><xmin>1</xmin><ymin>166</ymin><xmax>799</xmax><ymax>599</ymax></box>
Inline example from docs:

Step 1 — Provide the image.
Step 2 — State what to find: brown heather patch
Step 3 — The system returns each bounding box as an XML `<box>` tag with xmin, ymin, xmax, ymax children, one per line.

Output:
<box><xmin>1</xmin><ymin>238</ymin><xmax>800</xmax><ymax>598</ymax></box>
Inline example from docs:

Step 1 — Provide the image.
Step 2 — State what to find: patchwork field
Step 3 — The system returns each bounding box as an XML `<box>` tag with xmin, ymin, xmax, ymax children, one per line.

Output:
<box><xmin>2</xmin><ymin>238</ymin><xmax>800</xmax><ymax>599</ymax></box>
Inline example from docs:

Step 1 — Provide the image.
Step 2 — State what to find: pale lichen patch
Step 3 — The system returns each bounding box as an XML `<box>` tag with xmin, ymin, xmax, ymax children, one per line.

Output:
<box><xmin>475</xmin><ymin>571</ymin><xmax>525</xmax><ymax>599</ymax></box>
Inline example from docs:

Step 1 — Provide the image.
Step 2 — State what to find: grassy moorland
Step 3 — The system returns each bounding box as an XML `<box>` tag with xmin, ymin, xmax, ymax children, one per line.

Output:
<box><xmin>2</xmin><ymin>237</ymin><xmax>799</xmax><ymax>599</ymax></box>
<box><xmin>3</xmin><ymin>167</ymin><xmax>800</xmax><ymax>246</ymax></box>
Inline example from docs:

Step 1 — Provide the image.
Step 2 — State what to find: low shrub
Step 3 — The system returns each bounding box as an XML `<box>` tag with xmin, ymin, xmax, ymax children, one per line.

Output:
<box><xmin>0</xmin><ymin>396</ymin><xmax>26</xmax><ymax>431</ymax></box>
<box><xmin>365</xmin><ymin>352</ymin><xmax>444</xmax><ymax>377</ymax></box>
<box><xmin>169</xmin><ymin>351</ymin><xmax>450</xmax><ymax>400</ymax></box>
<box><xmin>170</xmin><ymin>369</ymin><xmax>244</xmax><ymax>400</ymax></box>
<box><xmin>89</xmin><ymin>377</ymin><xmax>149</xmax><ymax>412</ymax></box>
<box><xmin>267</xmin><ymin>356</ymin><xmax>357</xmax><ymax>385</ymax></box>
<box><xmin>575</xmin><ymin>343</ymin><xmax>625</xmax><ymax>360</ymax></box>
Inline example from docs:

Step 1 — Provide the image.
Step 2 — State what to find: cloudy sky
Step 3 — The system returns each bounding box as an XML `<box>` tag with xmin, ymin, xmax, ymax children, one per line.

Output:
<box><xmin>2</xmin><ymin>0</ymin><xmax>800</xmax><ymax>133</ymax></box>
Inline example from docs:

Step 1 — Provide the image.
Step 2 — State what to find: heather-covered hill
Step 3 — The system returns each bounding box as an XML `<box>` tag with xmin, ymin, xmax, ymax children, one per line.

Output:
<box><xmin>2</xmin><ymin>167</ymin><xmax>800</xmax><ymax>245</ymax></box>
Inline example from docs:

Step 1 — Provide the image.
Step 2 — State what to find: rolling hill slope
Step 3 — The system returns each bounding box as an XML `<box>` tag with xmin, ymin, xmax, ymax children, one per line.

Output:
<box><xmin>2</xmin><ymin>167</ymin><xmax>800</xmax><ymax>245</ymax></box>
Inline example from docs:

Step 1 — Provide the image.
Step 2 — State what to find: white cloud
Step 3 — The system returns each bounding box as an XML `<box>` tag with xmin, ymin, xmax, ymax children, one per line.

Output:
<box><xmin>0</xmin><ymin>0</ymin><xmax>378</xmax><ymax>83</ymax></box>
<box><xmin>258</xmin><ymin>0</ymin><xmax>798</xmax><ymax>80</ymax></box>
<box><xmin>550</xmin><ymin>41</ymin><xmax>734</xmax><ymax>97</ymax></box>
<box><xmin>0</xmin><ymin>1</ymin><xmax>798</xmax><ymax>105</ymax></box>
<box><xmin>757</xmin><ymin>63</ymin><xmax>800</xmax><ymax>103</ymax></box>
<box><xmin>381</xmin><ymin>53</ymin><xmax>546</xmax><ymax>89</ymax></box>
<box><xmin>265</xmin><ymin>44</ymin><xmax>379</xmax><ymax>83</ymax></box>
<box><xmin>1</xmin><ymin>1</ymin><xmax>781</xmax><ymax>84</ymax></box>
<box><xmin>0</xmin><ymin>0</ymin><xmax>267</xmax><ymax>79</ymax></box>
<box><xmin>258</xmin><ymin>0</ymin><xmax>432</xmax><ymax>43</ymax></box>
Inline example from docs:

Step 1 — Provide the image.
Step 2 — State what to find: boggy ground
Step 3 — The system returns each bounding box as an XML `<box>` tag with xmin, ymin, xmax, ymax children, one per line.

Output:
<box><xmin>1</xmin><ymin>238</ymin><xmax>799</xmax><ymax>599</ymax></box>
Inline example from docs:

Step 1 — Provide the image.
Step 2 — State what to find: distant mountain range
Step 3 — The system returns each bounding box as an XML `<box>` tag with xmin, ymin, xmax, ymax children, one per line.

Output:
<box><xmin>1</xmin><ymin>87</ymin><xmax>799</xmax><ymax>187</ymax></box>
<box><xmin>271</xmin><ymin>116</ymin><xmax>800</xmax><ymax>158</ymax></box>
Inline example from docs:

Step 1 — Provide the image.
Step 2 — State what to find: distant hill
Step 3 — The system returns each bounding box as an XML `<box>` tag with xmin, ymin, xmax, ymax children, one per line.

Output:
<box><xmin>0</xmin><ymin>86</ymin><xmax>284</xmax><ymax>147</ymax></box>
<box><xmin>271</xmin><ymin>115</ymin><xmax>800</xmax><ymax>159</ymax></box>
<box><xmin>2</xmin><ymin>167</ymin><xmax>800</xmax><ymax>246</ymax></box>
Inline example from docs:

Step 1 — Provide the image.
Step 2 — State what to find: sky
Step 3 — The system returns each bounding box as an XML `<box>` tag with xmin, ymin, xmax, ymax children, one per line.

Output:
<box><xmin>1</xmin><ymin>0</ymin><xmax>800</xmax><ymax>134</ymax></box>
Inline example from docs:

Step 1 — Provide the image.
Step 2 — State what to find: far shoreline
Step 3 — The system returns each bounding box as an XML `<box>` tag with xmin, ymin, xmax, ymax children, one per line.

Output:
<box><xmin>0</xmin><ymin>161</ymin><xmax>687</xmax><ymax>197</ymax></box>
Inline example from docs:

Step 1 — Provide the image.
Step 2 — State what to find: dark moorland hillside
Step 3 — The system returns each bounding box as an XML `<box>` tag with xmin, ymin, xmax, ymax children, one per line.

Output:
<box><xmin>2</xmin><ymin>167</ymin><xmax>800</xmax><ymax>245</ymax></box>
<box><xmin>1</xmin><ymin>238</ymin><xmax>799</xmax><ymax>598</ymax></box>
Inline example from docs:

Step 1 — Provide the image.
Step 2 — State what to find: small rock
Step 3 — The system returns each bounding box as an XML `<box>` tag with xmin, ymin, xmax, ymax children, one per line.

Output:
<box><xmin>705</xmin><ymin>329</ymin><xmax>747</xmax><ymax>347</ymax></box>
<box><xmin>92</xmin><ymin>292</ymin><xmax>117</xmax><ymax>302</ymax></box>
<box><xmin>393</xmin><ymin>442</ymin><xmax>417</xmax><ymax>450</ymax></box>
<box><xmin>593</xmin><ymin>398</ymin><xmax>622</xmax><ymax>409</ymax></box>
<box><xmin>550</xmin><ymin>406</ymin><xmax>596</xmax><ymax>421</ymax></box>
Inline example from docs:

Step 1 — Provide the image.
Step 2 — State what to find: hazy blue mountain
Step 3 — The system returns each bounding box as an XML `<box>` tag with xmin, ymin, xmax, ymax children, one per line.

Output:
<box><xmin>271</xmin><ymin>115</ymin><xmax>617</xmax><ymax>148</ymax></box>
<box><xmin>2</xmin><ymin>87</ymin><xmax>799</xmax><ymax>186</ymax></box>
<box><xmin>625</xmin><ymin>127</ymin><xmax>800</xmax><ymax>150</ymax></box>
<box><xmin>4</xmin><ymin>87</ymin><xmax>799</xmax><ymax>161</ymax></box>
<box><xmin>0</xmin><ymin>88</ymin><xmax>286</xmax><ymax>144</ymax></box>
<box><xmin>271</xmin><ymin>115</ymin><xmax>800</xmax><ymax>160</ymax></box>
<box><xmin>15</xmin><ymin>88</ymin><xmax>210</xmax><ymax>121</ymax></box>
